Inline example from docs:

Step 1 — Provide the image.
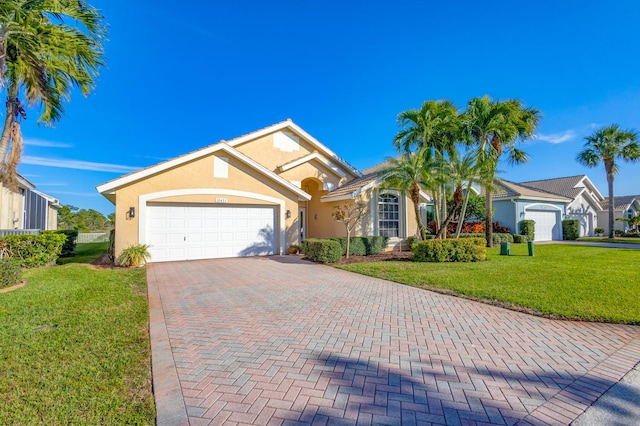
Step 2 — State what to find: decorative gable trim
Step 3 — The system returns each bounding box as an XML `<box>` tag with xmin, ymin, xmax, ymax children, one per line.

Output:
<box><xmin>226</xmin><ymin>120</ymin><xmax>361</xmax><ymax>178</ymax></box>
<box><xmin>278</xmin><ymin>152</ymin><xmax>347</xmax><ymax>177</ymax></box>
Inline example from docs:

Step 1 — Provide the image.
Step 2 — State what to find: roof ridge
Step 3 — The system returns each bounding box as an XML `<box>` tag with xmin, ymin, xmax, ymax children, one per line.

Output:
<box><xmin>519</xmin><ymin>174</ymin><xmax>586</xmax><ymax>184</ymax></box>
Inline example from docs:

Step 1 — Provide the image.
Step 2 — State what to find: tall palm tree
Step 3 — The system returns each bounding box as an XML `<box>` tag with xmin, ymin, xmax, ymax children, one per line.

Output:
<box><xmin>379</xmin><ymin>147</ymin><xmax>439</xmax><ymax>240</ymax></box>
<box><xmin>394</xmin><ymin>100</ymin><xmax>460</xmax><ymax>230</ymax></box>
<box><xmin>0</xmin><ymin>0</ymin><xmax>105</xmax><ymax>186</ymax></box>
<box><xmin>576</xmin><ymin>125</ymin><xmax>640</xmax><ymax>238</ymax></box>
<box><xmin>461</xmin><ymin>96</ymin><xmax>540</xmax><ymax>247</ymax></box>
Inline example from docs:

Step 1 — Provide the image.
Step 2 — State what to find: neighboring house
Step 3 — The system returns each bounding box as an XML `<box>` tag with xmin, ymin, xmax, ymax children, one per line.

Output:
<box><xmin>0</xmin><ymin>174</ymin><xmax>60</xmax><ymax>232</ymax></box>
<box><xmin>598</xmin><ymin>196</ymin><xmax>640</xmax><ymax>234</ymax></box>
<box><xmin>519</xmin><ymin>175</ymin><xmax>604</xmax><ymax>238</ymax></box>
<box><xmin>492</xmin><ymin>179</ymin><xmax>572</xmax><ymax>241</ymax></box>
<box><xmin>491</xmin><ymin>174</ymin><xmax>640</xmax><ymax>240</ymax></box>
<box><xmin>97</xmin><ymin>120</ymin><xmax>428</xmax><ymax>263</ymax></box>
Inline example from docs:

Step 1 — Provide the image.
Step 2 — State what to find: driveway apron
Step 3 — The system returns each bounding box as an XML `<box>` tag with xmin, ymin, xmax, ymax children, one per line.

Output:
<box><xmin>146</xmin><ymin>257</ymin><xmax>640</xmax><ymax>425</ymax></box>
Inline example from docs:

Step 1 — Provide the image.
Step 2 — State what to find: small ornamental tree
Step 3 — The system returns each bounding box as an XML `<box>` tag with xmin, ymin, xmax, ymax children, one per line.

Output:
<box><xmin>331</xmin><ymin>200</ymin><xmax>369</xmax><ymax>259</ymax></box>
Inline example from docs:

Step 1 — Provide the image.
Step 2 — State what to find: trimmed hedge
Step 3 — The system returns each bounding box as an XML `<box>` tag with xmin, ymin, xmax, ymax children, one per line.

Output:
<box><xmin>412</xmin><ymin>238</ymin><xmax>486</xmax><ymax>262</ymax></box>
<box><xmin>458</xmin><ymin>233</ymin><xmax>513</xmax><ymax>244</ymax></box>
<box><xmin>332</xmin><ymin>237</ymin><xmax>366</xmax><ymax>256</ymax></box>
<box><xmin>42</xmin><ymin>229</ymin><xmax>78</xmax><ymax>257</ymax></box>
<box><xmin>492</xmin><ymin>233</ymin><xmax>514</xmax><ymax>244</ymax></box>
<box><xmin>301</xmin><ymin>238</ymin><xmax>342</xmax><ymax>263</ymax></box>
<box><xmin>520</xmin><ymin>220</ymin><xmax>535</xmax><ymax>241</ymax></box>
<box><xmin>512</xmin><ymin>234</ymin><xmax>529</xmax><ymax>243</ymax></box>
<box><xmin>562</xmin><ymin>219</ymin><xmax>580</xmax><ymax>240</ymax></box>
<box><xmin>0</xmin><ymin>233</ymin><xmax>67</xmax><ymax>267</ymax></box>
<box><xmin>0</xmin><ymin>258</ymin><xmax>22</xmax><ymax>289</ymax></box>
<box><xmin>332</xmin><ymin>236</ymin><xmax>389</xmax><ymax>256</ymax></box>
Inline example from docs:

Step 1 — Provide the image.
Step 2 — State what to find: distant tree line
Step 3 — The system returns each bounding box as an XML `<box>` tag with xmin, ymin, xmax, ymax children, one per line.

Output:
<box><xmin>58</xmin><ymin>205</ymin><xmax>114</xmax><ymax>232</ymax></box>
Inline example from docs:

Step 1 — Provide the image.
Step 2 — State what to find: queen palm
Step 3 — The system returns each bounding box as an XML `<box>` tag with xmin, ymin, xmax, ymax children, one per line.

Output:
<box><xmin>379</xmin><ymin>147</ymin><xmax>440</xmax><ymax>240</ymax></box>
<box><xmin>461</xmin><ymin>96</ymin><xmax>540</xmax><ymax>247</ymax></box>
<box><xmin>576</xmin><ymin>125</ymin><xmax>640</xmax><ymax>238</ymax></box>
<box><xmin>0</xmin><ymin>0</ymin><xmax>105</xmax><ymax>186</ymax></box>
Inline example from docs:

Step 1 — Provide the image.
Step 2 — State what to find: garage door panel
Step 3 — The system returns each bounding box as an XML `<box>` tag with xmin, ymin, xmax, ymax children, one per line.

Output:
<box><xmin>146</xmin><ymin>204</ymin><xmax>277</xmax><ymax>262</ymax></box>
<box><xmin>525</xmin><ymin>210</ymin><xmax>559</xmax><ymax>241</ymax></box>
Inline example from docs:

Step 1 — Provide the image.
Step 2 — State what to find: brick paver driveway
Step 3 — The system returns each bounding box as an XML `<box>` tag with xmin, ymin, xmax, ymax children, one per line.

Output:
<box><xmin>146</xmin><ymin>257</ymin><xmax>640</xmax><ymax>425</ymax></box>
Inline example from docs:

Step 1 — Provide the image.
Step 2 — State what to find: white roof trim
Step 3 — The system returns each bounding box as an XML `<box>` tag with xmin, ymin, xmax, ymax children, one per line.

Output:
<box><xmin>31</xmin><ymin>189</ymin><xmax>61</xmax><ymax>208</ymax></box>
<box><xmin>577</xmin><ymin>175</ymin><xmax>605</xmax><ymax>201</ymax></box>
<box><xmin>279</xmin><ymin>152</ymin><xmax>347</xmax><ymax>177</ymax></box>
<box><xmin>97</xmin><ymin>143</ymin><xmax>311</xmax><ymax>201</ymax></box>
<box><xmin>226</xmin><ymin>120</ymin><xmax>361</xmax><ymax>178</ymax></box>
<box><xmin>321</xmin><ymin>176</ymin><xmax>383</xmax><ymax>202</ymax></box>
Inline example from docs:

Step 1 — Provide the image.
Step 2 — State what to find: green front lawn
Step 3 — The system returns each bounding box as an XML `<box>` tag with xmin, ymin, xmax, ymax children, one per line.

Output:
<box><xmin>57</xmin><ymin>241</ymin><xmax>110</xmax><ymax>264</ymax></box>
<box><xmin>0</xmin><ymin>255</ymin><xmax>155</xmax><ymax>423</ymax></box>
<box><xmin>337</xmin><ymin>244</ymin><xmax>640</xmax><ymax>324</ymax></box>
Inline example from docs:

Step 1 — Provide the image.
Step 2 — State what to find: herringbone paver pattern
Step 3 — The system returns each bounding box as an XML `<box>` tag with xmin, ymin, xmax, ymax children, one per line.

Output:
<box><xmin>147</xmin><ymin>257</ymin><xmax>640</xmax><ymax>425</ymax></box>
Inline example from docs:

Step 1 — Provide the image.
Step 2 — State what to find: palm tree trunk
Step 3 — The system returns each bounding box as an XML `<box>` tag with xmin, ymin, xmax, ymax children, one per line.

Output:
<box><xmin>607</xmin><ymin>163</ymin><xmax>615</xmax><ymax>239</ymax></box>
<box><xmin>0</xmin><ymin>80</ymin><xmax>19</xmax><ymax>163</ymax></box>
<box><xmin>411</xmin><ymin>185</ymin><xmax>426</xmax><ymax>239</ymax></box>
<box><xmin>436</xmin><ymin>204</ymin><xmax>459</xmax><ymax>239</ymax></box>
<box><xmin>454</xmin><ymin>183</ymin><xmax>473</xmax><ymax>238</ymax></box>
<box><xmin>485</xmin><ymin>187</ymin><xmax>493</xmax><ymax>247</ymax></box>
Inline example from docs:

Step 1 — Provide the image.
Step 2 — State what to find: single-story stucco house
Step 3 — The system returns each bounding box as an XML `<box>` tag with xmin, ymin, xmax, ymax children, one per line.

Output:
<box><xmin>0</xmin><ymin>174</ymin><xmax>60</xmax><ymax>234</ymax></box>
<box><xmin>492</xmin><ymin>175</ymin><xmax>605</xmax><ymax>241</ymax></box>
<box><xmin>97</xmin><ymin>120</ymin><xmax>429</xmax><ymax>263</ymax></box>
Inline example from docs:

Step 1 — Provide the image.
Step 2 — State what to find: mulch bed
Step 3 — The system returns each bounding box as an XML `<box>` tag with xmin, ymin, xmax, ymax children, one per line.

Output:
<box><xmin>332</xmin><ymin>250</ymin><xmax>413</xmax><ymax>265</ymax></box>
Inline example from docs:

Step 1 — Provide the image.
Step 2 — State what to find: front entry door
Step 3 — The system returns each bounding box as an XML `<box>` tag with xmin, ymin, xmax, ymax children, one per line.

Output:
<box><xmin>299</xmin><ymin>208</ymin><xmax>306</xmax><ymax>243</ymax></box>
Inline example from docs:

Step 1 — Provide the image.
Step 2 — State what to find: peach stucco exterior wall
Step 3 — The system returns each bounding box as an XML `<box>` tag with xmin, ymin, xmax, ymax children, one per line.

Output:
<box><xmin>47</xmin><ymin>206</ymin><xmax>58</xmax><ymax>230</ymax></box>
<box><xmin>0</xmin><ymin>183</ymin><xmax>23</xmax><ymax>229</ymax></box>
<box><xmin>111</xmin><ymin>152</ymin><xmax>302</xmax><ymax>258</ymax></box>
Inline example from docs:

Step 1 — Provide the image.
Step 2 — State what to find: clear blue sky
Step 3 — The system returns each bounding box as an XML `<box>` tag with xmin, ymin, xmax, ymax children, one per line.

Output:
<box><xmin>16</xmin><ymin>0</ymin><xmax>640</xmax><ymax>215</ymax></box>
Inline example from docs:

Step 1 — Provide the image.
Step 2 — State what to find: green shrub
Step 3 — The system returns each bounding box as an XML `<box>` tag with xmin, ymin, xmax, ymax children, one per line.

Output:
<box><xmin>562</xmin><ymin>219</ymin><xmax>580</xmax><ymax>240</ymax></box>
<box><xmin>332</xmin><ymin>237</ymin><xmax>367</xmax><ymax>256</ymax></box>
<box><xmin>595</xmin><ymin>227</ymin><xmax>605</xmax><ymax>235</ymax></box>
<box><xmin>331</xmin><ymin>236</ymin><xmax>389</xmax><ymax>256</ymax></box>
<box><xmin>0</xmin><ymin>258</ymin><xmax>22</xmax><ymax>289</ymax></box>
<box><xmin>623</xmin><ymin>231</ymin><xmax>640</xmax><ymax>238</ymax></box>
<box><xmin>117</xmin><ymin>244</ymin><xmax>151</xmax><ymax>267</ymax></box>
<box><xmin>42</xmin><ymin>229</ymin><xmax>78</xmax><ymax>257</ymax></box>
<box><xmin>513</xmin><ymin>234</ymin><xmax>529</xmax><ymax>243</ymax></box>
<box><xmin>362</xmin><ymin>236</ymin><xmax>388</xmax><ymax>254</ymax></box>
<box><xmin>520</xmin><ymin>220</ymin><xmax>535</xmax><ymax>241</ymax></box>
<box><xmin>492</xmin><ymin>233</ymin><xmax>514</xmax><ymax>244</ymax></box>
<box><xmin>615</xmin><ymin>230</ymin><xmax>624</xmax><ymax>237</ymax></box>
<box><xmin>458</xmin><ymin>233</ymin><xmax>485</xmax><ymax>238</ymax></box>
<box><xmin>412</xmin><ymin>238</ymin><xmax>486</xmax><ymax>262</ymax></box>
<box><xmin>0</xmin><ymin>233</ymin><xmax>67</xmax><ymax>267</ymax></box>
<box><xmin>301</xmin><ymin>238</ymin><xmax>342</xmax><ymax>263</ymax></box>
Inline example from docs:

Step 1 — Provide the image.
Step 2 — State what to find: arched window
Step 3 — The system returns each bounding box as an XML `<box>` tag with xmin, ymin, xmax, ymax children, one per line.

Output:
<box><xmin>378</xmin><ymin>193</ymin><xmax>399</xmax><ymax>237</ymax></box>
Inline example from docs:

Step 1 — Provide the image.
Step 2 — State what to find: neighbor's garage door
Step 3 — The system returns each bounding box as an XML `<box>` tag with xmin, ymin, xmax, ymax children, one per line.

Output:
<box><xmin>524</xmin><ymin>210</ymin><xmax>559</xmax><ymax>241</ymax></box>
<box><xmin>146</xmin><ymin>204</ymin><xmax>277</xmax><ymax>262</ymax></box>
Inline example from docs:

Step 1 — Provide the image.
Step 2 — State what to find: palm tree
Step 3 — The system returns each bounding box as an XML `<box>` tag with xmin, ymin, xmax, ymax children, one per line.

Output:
<box><xmin>394</xmin><ymin>100</ymin><xmax>460</xmax><ymax>231</ymax></box>
<box><xmin>0</xmin><ymin>0</ymin><xmax>105</xmax><ymax>186</ymax></box>
<box><xmin>461</xmin><ymin>96</ymin><xmax>540</xmax><ymax>247</ymax></box>
<box><xmin>577</xmin><ymin>125</ymin><xmax>640</xmax><ymax>238</ymax></box>
<box><xmin>379</xmin><ymin>147</ymin><xmax>439</xmax><ymax>240</ymax></box>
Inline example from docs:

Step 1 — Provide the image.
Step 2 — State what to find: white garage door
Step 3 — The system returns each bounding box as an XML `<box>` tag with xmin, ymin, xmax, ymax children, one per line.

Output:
<box><xmin>146</xmin><ymin>204</ymin><xmax>277</xmax><ymax>262</ymax></box>
<box><xmin>525</xmin><ymin>210</ymin><xmax>559</xmax><ymax>241</ymax></box>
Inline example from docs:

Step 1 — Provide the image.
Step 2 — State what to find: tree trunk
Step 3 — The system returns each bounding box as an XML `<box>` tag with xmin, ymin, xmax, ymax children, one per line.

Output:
<box><xmin>0</xmin><ymin>80</ymin><xmax>19</xmax><ymax>163</ymax></box>
<box><xmin>436</xmin><ymin>204</ymin><xmax>459</xmax><ymax>239</ymax></box>
<box><xmin>485</xmin><ymin>187</ymin><xmax>493</xmax><ymax>247</ymax></box>
<box><xmin>411</xmin><ymin>184</ymin><xmax>426</xmax><ymax>239</ymax></box>
<box><xmin>454</xmin><ymin>182</ymin><xmax>473</xmax><ymax>238</ymax></box>
<box><xmin>607</xmin><ymin>163</ymin><xmax>615</xmax><ymax>239</ymax></box>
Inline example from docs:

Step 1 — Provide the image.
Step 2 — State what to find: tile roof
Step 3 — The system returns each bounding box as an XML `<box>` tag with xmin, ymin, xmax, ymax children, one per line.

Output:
<box><xmin>519</xmin><ymin>175</ymin><xmax>586</xmax><ymax>199</ymax></box>
<box><xmin>320</xmin><ymin>172</ymin><xmax>379</xmax><ymax>201</ymax></box>
<box><xmin>491</xmin><ymin>179</ymin><xmax>571</xmax><ymax>201</ymax></box>
<box><xmin>599</xmin><ymin>195</ymin><xmax>640</xmax><ymax>211</ymax></box>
